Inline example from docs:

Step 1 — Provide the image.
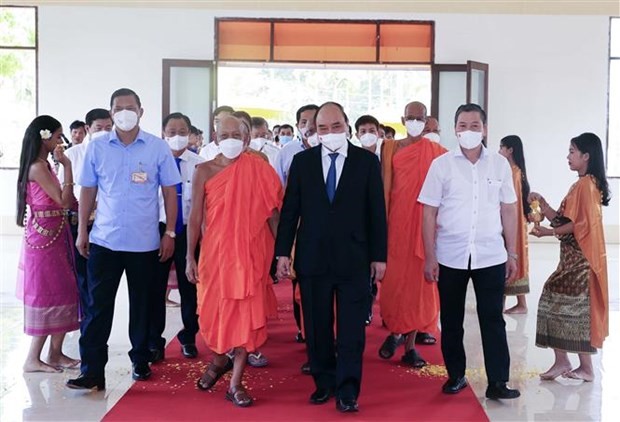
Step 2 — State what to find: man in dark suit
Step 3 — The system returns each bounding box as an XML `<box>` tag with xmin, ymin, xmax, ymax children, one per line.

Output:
<box><xmin>275</xmin><ymin>102</ymin><xmax>387</xmax><ymax>413</ymax></box>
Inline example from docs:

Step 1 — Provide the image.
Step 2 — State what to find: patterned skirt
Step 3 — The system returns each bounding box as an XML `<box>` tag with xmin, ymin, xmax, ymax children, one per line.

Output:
<box><xmin>505</xmin><ymin>276</ymin><xmax>530</xmax><ymax>295</ymax></box>
<box><xmin>535</xmin><ymin>234</ymin><xmax>596</xmax><ymax>354</ymax></box>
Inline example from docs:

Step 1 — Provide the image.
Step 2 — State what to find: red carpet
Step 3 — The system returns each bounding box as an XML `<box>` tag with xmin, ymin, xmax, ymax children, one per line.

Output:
<box><xmin>104</xmin><ymin>282</ymin><xmax>488</xmax><ymax>421</ymax></box>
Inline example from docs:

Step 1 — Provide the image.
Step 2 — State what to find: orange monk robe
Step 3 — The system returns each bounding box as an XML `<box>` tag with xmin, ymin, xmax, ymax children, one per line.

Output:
<box><xmin>563</xmin><ymin>175</ymin><xmax>609</xmax><ymax>349</ymax></box>
<box><xmin>197</xmin><ymin>153</ymin><xmax>282</xmax><ymax>354</ymax></box>
<box><xmin>505</xmin><ymin>165</ymin><xmax>530</xmax><ymax>295</ymax></box>
<box><xmin>379</xmin><ymin>138</ymin><xmax>447</xmax><ymax>334</ymax></box>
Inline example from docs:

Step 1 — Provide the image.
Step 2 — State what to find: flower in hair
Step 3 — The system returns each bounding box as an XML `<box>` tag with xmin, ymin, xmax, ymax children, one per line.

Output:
<box><xmin>40</xmin><ymin>129</ymin><xmax>52</xmax><ymax>140</ymax></box>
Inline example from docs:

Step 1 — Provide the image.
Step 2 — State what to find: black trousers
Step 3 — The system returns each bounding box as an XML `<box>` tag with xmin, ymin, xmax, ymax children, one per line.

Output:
<box><xmin>149</xmin><ymin>224</ymin><xmax>199</xmax><ymax>350</ymax></box>
<box><xmin>291</xmin><ymin>278</ymin><xmax>302</xmax><ymax>331</ymax></box>
<box><xmin>437</xmin><ymin>262</ymin><xmax>510</xmax><ymax>383</ymax></box>
<box><xmin>69</xmin><ymin>216</ymin><xmax>91</xmax><ymax>313</ymax></box>
<box><xmin>298</xmin><ymin>274</ymin><xmax>367</xmax><ymax>400</ymax></box>
<box><xmin>79</xmin><ymin>243</ymin><xmax>158</xmax><ymax>377</ymax></box>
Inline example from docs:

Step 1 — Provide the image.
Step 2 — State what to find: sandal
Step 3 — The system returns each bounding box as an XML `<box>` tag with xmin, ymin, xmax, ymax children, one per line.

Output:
<box><xmin>415</xmin><ymin>332</ymin><xmax>437</xmax><ymax>345</ymax></box>
<box><xmin>401</xmin><ymin>349</ymin><xmax>427</xmax><ymax>368</ymax></box>
<box><xmin>378</xmin><ymin>334</ymin><xmax>404</xmax><ymax>360</ymax></box>
<box><xmin>247</xmin><ymin>351</ymin><xmax>268</xmax><ymax>368</ymax></box>
<box><xmin>226</xmin><ymin>384</ymin><xmax>253</xmax><ymax>407</ymax></box>
<box><xmin>196</xmin><ymin>357</ymin><xmax>233</xmax><ymax>390</ymax></box>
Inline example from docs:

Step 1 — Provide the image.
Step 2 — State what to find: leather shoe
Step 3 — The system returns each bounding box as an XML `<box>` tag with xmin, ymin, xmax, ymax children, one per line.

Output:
<box><xmin>149</xmin><ymin>348</ymin><xmax>165</xmax><ymax>364</ymax></box>
<box><xmin>336</xmin><ymin>398</ymin><xmax>359</xmax><ymax>413</ymax></box>
<box><xmin>442</xmin><ymin>376</ymin><xmax>467</xmax><ymax>394</ymax></box>
<box><xmin>132</xmin><ymin>362</ymin><xmax>152</xmax><ymax>381</ymax></box>
<box><xmin>181</xmin><ymin>343</ymin><xmax>198</xmax><ymax>358</ymax></box>
<box><xmin>66</xmin><ymin>374</ymin><xmax>105</xmax><ymax>391</ymax></box>
<box><xmin>309</xmin><ymin>388</ymin><xmax>333</xmax><ymax>404</ymax></box>
<box><xmin>486</xmin><ymin>382</ymin><xmax>521</xmax><ymax>399</ymax></box>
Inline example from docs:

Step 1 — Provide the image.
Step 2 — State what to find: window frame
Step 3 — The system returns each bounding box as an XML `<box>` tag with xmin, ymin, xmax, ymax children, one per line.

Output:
<box><xmin>607</xmin><ymin>16</ymin><xmax>619</xmax><ymax>178</ymax></box>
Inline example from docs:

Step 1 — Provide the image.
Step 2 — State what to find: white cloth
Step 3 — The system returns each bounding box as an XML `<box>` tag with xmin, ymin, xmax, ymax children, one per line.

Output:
<box><xmin>418</xmin><ymin>147</ymin><xmax>517</xmax><ymax>270</ymax></box>
<box><xmin>58</xmin><ymin>139</ymin><xmax>89</xmax><ymax>200</ymax></box>
<box><xmin>199</xmin><ymin>141</ymin><xmax>219</xmax><ymax>161</ymax></box>
<box><xmin>159</xmin><ymin>149</ymin><xmax>206</xmax><ymax>225</ymax></box>
<box><xmin>321</xmin><ymin>141</ymin><xmax>348</xmax><ymax>187</ymax></box>
<box><xmin>275</xmin><ymin>139</ymin><xmax>306</xmax><ymax>185</ymax></box>
<box><xmin>251</xmin><ymin>140</ymin><xmax>280</xmax><ymax>168</ymax></box>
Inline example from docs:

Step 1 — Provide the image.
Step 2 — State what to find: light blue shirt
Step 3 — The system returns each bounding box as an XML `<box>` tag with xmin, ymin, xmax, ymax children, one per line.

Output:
<box><xmin>275</xmin><ymin>139</ymin><xmax>306</xmax><ymax>185</ymax></box>
<box><xmin>79</xmin><ymin>129</ymin><xmax>182</xmax><ymax>252</ymax></box>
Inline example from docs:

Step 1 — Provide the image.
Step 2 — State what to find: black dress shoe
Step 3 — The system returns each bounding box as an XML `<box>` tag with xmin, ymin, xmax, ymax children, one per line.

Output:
<box><xmin>336</xmin><ymin>398</ymin><xmax>359</xmax><ymax>413</ymax></box>
<box><xmin>301</xmin><ymin>362</ymin><xmax>311</xmax><ymax>375</ymax></box>
<box><xmin>66</xmin><ymin>374</ymin><xmax>105</xmax><ymax>391</ymax></box>
<box><xmin>486</xmin><ymin>382</ymin><xmax>521</xmax><ymax>399</ymax></box>
<box><xmin>442</xmin><ymin>376</ymin><xmax>468</xmax><ymax>394</ymax></box>
<box><xmin>149</xmin><ymin>348</ymin><xmax>165</xmax><ymax>364</ymax></box>
<box><xmin>132</xmin><ymin>362</ymin><xmax>152</xmax><ymax>381</ymax></box>
<box><xmin>309</xmin><ymin>388</ymin><xmax>333</xmax><ymax>404</ymax></box>
<box><xmin>181</xmin><ymin>343</ymin><xmax>198</xmax><ymax>358</ymax></box>
<box><xmin>295</xmin><ymin>331</ymin><xmax>305</xmax><ymax>343</ymax></box>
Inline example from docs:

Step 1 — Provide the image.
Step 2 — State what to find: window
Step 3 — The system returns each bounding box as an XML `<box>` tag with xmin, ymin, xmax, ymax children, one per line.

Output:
<box><xmin>0</xmin><ymin>6</ymin><xmax>37</xmax><ymax>168</ymax></box>
<box><xmin>608</xmin><ymin>17</ymin><xmax>620</xmax><ymax>177</ymax></box>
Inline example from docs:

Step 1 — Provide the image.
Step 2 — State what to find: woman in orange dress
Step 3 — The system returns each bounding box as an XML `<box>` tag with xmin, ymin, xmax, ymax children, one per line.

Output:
<box><xmin>499</xmin><ymin>135</ymin><xmax>531</xmax><ymax>314</ymax></box>
<box><xmin>530</xmin><ymin>132</ymin><xmax>609</xmax><ymax>382</ymax></box>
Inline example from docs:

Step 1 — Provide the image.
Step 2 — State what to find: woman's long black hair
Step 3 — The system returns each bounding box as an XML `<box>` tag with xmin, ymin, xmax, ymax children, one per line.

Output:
<box><xmin>500</xmin><ymin>135</ymin><xmax>531</xmax><ymax>217</ymax></box>
<box><xmin>571</xmin><ymin>132</ymin><xmax>611</xmax><ymax>206</ymax></box>
<box><xmin>16</xmin><ymin>115</ymin><xmax>62</xmax><ymax>227</ymax></box>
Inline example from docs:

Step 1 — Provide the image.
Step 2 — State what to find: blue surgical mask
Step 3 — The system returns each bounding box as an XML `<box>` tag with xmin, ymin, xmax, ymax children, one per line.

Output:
<box><xmin>279</xmin><ymin>135</ymin><xmax>293</xmax><ymax>146</ymax></box>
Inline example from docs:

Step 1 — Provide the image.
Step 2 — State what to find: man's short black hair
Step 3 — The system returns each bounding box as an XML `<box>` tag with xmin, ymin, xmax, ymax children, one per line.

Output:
<box><xmin>69</xmin><ymin>120</ymin><xmax>85</xmax><ymax>131</ymax></box>
<box><xmin>384</xmin><ymin>125</ymin><xmax>396</xmax><ymax>137</ymax></box>
<box><xmin>190</xmin><ymin>125</ymin><xmax>203</xmax><ymax>135</ymax></box>
<box><xmin>162</xmin><ymin>112</ymin><xmax>192</xmax><ymax>130</ymax></box>
<box><xmin>84</xmin><ymin>109</ymin><xmax>112</xmax><ymax>127</ymax></box>
<box><xmin>454</xmin><ymin>103</ymin><xmax>487</xmax><ymax>125</ymax></box>
<box><xmin>354</xmin><ymin>115</ymin><xmax>380</xmax><ymax>132</ymax></box>
<box><xmin>296</xmin><ymin>104</ymin><xmax>319</xmax><ymax>124</ymax></box>
<box><xmin>110</xmin><ymin>88</ymin><xmax>141</xmax><ymax>108</ymax></box>
<box><xmin>251</xmin><ymin>116</ymin><xmax>268</xmax><ymax>129</ymax></box>
<box><xmin>214</xmin><ymin>105</ymin><xmax>235</xmax><ymax>117</ymax></box>
<box><xmin>279</xmin><ymin>124</ymin><xmax>294</xmax><ymax>132</ymax></box>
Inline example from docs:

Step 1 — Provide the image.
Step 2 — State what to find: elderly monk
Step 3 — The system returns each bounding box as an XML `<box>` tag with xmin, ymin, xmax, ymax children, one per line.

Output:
<box><xmin>186</xmin><ymin>116</ymin><xmax>282</xmax><ymax>408</ymax></box>
<box><xmin>378</xmin><ymin>101</ymin><xmax>447</xmax><ymax>367</ymax></box>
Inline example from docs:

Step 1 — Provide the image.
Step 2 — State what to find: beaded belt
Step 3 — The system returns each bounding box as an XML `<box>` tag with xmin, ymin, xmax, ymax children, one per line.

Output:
<box><xmin>33</xmin><ymin>209</ymin><xmax>68</xmax><ymax>218</ymax></box>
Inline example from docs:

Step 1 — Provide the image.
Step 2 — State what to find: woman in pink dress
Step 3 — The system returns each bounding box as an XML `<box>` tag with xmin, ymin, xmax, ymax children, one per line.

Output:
<box><xmin>16</xmin><ymin>115</ymin><xmax>80</xmax><ymax>372</ymax></box>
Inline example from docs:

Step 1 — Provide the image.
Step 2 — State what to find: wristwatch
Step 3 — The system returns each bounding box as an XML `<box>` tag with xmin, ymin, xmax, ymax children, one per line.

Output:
<box><xmin>507</xmin><ymin>252</ymin><xmax>518</xmax><ymax>261</ymax></box>
<box><xmin>165</xmin><ymin>230</ymin><xmax>176</xmax><ymax>239</ymax></box>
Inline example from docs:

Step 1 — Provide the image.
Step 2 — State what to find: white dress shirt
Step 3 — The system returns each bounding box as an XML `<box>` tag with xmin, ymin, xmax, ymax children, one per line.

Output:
<box><xmin>250</xmin><ymin>139</ymin><xmax>280</xmax><ymax>169</ymax></box>
<box><xmin>199</xmin><ymin>141</ymin><xmax>219</xmax><ymax>161</ymax></box>
<box><xmin>321</xmin><ymin>141</ymin><xmax>348</xmax><ymax>187</ymax></box>
<box><xmin>58</xmin><ymin>139</ymin><xmax>89</xmax><ymax>200</ymax></box>
<box><xmin>418</xmin><ymin>147</ymin><xmax>517</xmax><ymax>270</ymax></box>
<box><xmin>159</xmin><ymin>149</ymin><xmax>206</xmax><ymax>224</ymax></box>
<box><xmin>275</xmin><ymin>139</ymin><xmax>307</xmax><ymax>185</ymax></box>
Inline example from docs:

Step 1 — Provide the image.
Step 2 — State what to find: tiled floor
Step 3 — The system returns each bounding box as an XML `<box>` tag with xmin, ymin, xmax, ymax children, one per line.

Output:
<box><xmin>0</xmin><ymin>234</ymin><xmax>617</xmax><ymax>421</ymax></box>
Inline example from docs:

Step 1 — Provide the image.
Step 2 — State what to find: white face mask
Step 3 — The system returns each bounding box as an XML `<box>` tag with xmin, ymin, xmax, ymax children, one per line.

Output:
<box><xmin>405</xmin><ymin>119</ymin><xmax>425</xmax><ymax>137</ymax></box>
<box><xmin>166</xmin><ymin>135</ymin><xmax>189</xmax><ymax>151</ymax></box>
<box><xmin>319</xmin><ymin>132</ymin><xmax>347</xmax><ymax>151</ymax></box>
<box><xmin>218</xmin><ymin>138</ymin><xmax>244</xmax><ymax>159</ymax></box>
<box><xmin>89</xmin><ymin>130</ymin><xmax>110</xmax><ymax>141</ymax></box>
<box><xmin>307</xmin><ymin>133</ymin><xmax>319</xmax><ymax>147</ymax></box>
<box><xmin>359</xmin><ymin>133</ymin><xmax>378</xmax><ymax>147</ymax></box>
<box><xmin>457</xmin><ymin>130</ymin><xmax>483</xmax><ymax>149</ymax></box>
<box><xmin>249</xmin><ymin>137</ymin><xmax>268</xmax><ymax>151</ymax></box>
<box><xmin>299</xmin><ymin>127</ymin><xmax>308</xmax><ymax>139</ymax></box>
<box><xmin>113</xmin><ymin>110</ymin><xmax>139</xmax><ymax>132</ymax></box>
<box><xmin>424</xmin><ymin>132</ymin><xmax>441</xmax><ymax>143</ymax></box>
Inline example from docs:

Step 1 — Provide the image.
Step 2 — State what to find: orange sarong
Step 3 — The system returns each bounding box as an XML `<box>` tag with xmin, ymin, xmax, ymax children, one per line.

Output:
<box><xmin>563</xmin><ymin>175</ymin><xmax>609</xmax><ymax>348</ymax></box>
<box><xmin>197</xmin><ymin>153</ymin><xmax>282</xmax><ymax>354</ymax></box>
<box><xmin>505</xmin><ymin>165</ymin><xmax>530</xmax><ymax>295</ymax></box>
<box><xmin>379</xmin><ymin>138</ymin><xmax>447</xmax><ymax>334</ymax></box>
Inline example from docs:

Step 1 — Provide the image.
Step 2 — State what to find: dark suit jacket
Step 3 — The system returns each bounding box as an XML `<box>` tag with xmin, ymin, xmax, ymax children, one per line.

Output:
<box><xmin>274</xmin><ymin>143</ymin><xmax>387</xmax><ymax>278</ymax></box>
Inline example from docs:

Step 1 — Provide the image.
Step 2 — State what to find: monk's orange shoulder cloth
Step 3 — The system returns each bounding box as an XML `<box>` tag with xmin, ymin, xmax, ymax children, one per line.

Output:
<box><xmin>199</xmin><ymin>153</ymin><xmax>283</xmax><ymax>301</ymax></box>
<box><xmin>563</xmin><ymin>175</ymin><xmax>609</xmax><ymax>348</ymax></box>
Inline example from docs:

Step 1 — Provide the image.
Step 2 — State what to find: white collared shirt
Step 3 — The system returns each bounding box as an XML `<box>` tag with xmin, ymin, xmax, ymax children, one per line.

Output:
<box><xmin>275</xmin><ymin>139</ymin><xmax>306</xmax><ymax>186</ymax></box>
<box><xmin>159</xmin><ymin>149</ymin><xmax>206</xmax><ymax>224</ymax></box>
<box><xmin>418</xmin><ymin>147</ymin><xmax>517</xmax><ymax>270</ymax></box>
<box><xmin>250</xmin><ymin>139</ymin><xmax>280</xmax><ymax>169</ymax></box>
<box><xmin>321</xmin><ymin>141</ymin><xmax>349</xmax><ymax>187</ymax></box>
<box><xmin>199</xmin><ymin>141</ymin><xmax>219</xmax><ymax>161</ymax></box>
<box><xmin>58</xmin><ymin>138</ymin><xmax>89</xmax><ymax>200</ymax></box>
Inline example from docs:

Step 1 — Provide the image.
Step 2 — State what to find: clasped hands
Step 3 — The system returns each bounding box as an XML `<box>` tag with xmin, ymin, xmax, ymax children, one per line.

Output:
<box><xmin>275</xmin><ymin>257</ymin><xmax>386</xmax><ymax>282</ymax></box>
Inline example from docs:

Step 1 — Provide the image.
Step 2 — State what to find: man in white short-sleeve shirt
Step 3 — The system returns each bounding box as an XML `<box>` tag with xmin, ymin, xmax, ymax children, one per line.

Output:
<box><xmin>418</xmin><ymin>103</ymin><xmax>521</xmax><ymax>401</ymax></box>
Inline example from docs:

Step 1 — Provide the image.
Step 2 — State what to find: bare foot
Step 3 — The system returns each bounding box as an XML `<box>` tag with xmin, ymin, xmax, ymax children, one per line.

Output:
<box><xmin>504</xmin><ymin>305</ymin><xmax>528</xmax><ymax>314</ymax></box>
<box><xmin>540</xmin><ymin>363</ymin><xmax>572</xmax><ymax>380</ymax></box>
<box><xmin>562</xmin><ymin>367</ymin><xmax>594</xmax><ymax>382</ymax></box>
<box><xmin>47</xmin><ymin>354</ymin><xmax>80</xmax><ymax>369</ymax></box>
<box><xmin>23</xmin><ymin>360</ymin><xmax>63</xmax><ymax>373</ymax></box>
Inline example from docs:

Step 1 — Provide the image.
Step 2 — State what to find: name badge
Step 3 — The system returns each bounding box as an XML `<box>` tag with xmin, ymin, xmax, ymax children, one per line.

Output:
<box><xmin>131</xmin><ymin>172</ymin><xmax>148</xmax><ymax>183</ymax></box>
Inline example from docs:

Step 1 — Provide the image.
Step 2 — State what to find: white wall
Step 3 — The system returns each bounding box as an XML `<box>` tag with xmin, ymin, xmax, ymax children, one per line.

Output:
<box><xmin>2</xmin><ymin>5</ymin><xmax>618</xmax><ymax>240</ymax></box>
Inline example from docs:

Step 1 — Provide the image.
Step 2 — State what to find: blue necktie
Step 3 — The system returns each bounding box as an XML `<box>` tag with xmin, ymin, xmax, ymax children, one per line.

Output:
<box><xmin>174</xmin><ymin>157</ymin><xmax>184</xmax><ymax>234</ymax></box>
<box><xmin>326</xmin><ymin>153</ymin><xmax>338</xmax><ymax>203</ymax></box>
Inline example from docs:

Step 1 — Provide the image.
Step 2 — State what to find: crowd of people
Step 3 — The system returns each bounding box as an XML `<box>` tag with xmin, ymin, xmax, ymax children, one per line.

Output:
<box><xmin>15</xmin><ymin>87</ymin><xmax>610</xmax><ymax>412</ymax></box>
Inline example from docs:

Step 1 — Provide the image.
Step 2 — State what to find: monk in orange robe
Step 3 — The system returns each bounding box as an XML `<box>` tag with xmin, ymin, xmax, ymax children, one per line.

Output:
<box><xmin>378</xmin><ymin>102</ymin><xmax>447</xmax><ymax>367</ymax></box>
<box><xmin>186</xmin><ymin>116</ymin><xmax>282</xmax><ymax>407</ymax></box>
<box><xmin>530</xmin><ymin>132</ymin><xmax>609</xmax><ymax>382</ymax></box>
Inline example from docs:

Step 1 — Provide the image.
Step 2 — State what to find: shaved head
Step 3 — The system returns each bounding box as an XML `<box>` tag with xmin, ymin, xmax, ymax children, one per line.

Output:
<box><xmin>216</xmin><ymin>115</ymin><xmax>248</xmax><ymax>144</ymax></box>
<box><xmin>403</xmin><ymin>101</ymin><xmax>427</xmax><ymax>118</ymax></box>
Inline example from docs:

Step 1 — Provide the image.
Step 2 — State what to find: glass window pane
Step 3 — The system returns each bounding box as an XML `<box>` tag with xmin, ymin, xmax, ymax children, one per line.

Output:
<box><xmin>0</xmin><ymin>49</ymin><xmax>36</xmax><ymax>167</ymax></box>
<box><xmin>607</xmin><ymin>59</ymin><xmax>620</xmax><ymax>177</ymax></box>
<box><xmin>438</xmin><ymin>71</ymin><xmax>467</xmax><ymax>151</ymax></box>
<box><xmin>170</xmin><ymin>66</ymin><xmax>211</xmax><ymax>138</ymax></box>
<box><xmin>611</xmin><ymin>18</ymin><xmax>620</xmax><ymax>57</ymax></box>
<box><xmin>0</xmin><ymin>7</ymin><xmax>36</xmax><ymax>48</ymax></box>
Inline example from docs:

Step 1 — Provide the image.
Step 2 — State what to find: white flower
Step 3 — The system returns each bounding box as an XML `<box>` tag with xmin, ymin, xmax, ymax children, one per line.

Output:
<box><xmin>40</xmin><ymin>129</ymin><xmax>52</xmax><ymax>140</ymax></box>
